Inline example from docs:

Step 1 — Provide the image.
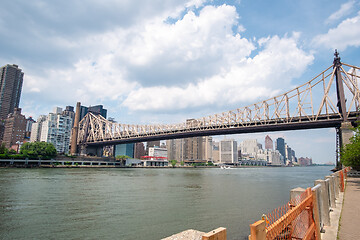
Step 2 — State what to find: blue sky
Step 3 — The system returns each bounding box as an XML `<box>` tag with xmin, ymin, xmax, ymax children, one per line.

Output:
<box><xmin>1</xmin><ymin>0</ymin><xmax>359</xmax><ymax>163</ymax></box>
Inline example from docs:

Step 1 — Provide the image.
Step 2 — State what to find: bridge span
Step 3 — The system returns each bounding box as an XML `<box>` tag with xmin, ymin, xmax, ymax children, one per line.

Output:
<box><xmin>71</xmin><ymin>52</ymin><xmax>360</xmax><ymax>161</ymax></box>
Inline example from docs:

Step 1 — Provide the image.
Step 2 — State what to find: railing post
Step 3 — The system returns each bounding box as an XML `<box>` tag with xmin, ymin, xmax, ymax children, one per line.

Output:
<box><xmin>339</xmin><ymin>171</ymin><xmax>345</xmax><ymax>192</ymax></box>
<box><xmin>314</xmin><ymin>179</ymin><xmax>330</xmax><ymax>226</ymax></box>
<box><xmin>249</xmin><ymin>220</ymin><xmax>266</xmax><ymax>240</ymax></box>
<box><xmin>311</xmin><ymin>188</ymin><xmax>321</xmax><ymax>240</ymax></box>
<box><xmin>325</xmin><ymin>176</ymin><xmax>336</xmax><ymax>208</ymax></box>
<box><xmin>333</xmin><ymin>172</ymin><xmax>340</xmax><ymax>197</ymax></box>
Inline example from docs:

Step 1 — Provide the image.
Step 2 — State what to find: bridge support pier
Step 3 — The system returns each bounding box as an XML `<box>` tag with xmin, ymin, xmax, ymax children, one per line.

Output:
<box><xmin>79</xmin><ymin>145</ymin><xmax>103</xmax><ymax>157</ymax></box>
<box><xmin>340</xmin><ymin>122</ymin><xmax>353</xmax><ymax>146</ymax></box>
<box><xmin>337</xmin><ymin>121</ymin><xmax>354</xmax><ymax>169</ymax></box>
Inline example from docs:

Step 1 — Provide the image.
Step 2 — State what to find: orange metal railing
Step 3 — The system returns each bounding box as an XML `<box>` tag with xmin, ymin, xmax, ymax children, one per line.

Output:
<box><xmin>249</xmin><ymin>167</ymin><xmax>350</xmax><ymax>240</ymax></box>
<box><xmin>249</xmin><ymin>188</ymin><xmax>320</xmax><ymax>240</ymax></box>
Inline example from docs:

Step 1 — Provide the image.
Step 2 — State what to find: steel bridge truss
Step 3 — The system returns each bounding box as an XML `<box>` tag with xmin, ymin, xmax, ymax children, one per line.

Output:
<box><xmin>77</xmin><ymin>62</ymin><xmax>360</xmax><ymax>146</ymax></box>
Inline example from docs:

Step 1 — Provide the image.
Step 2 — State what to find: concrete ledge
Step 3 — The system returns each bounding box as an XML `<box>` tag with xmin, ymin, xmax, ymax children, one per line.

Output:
<box><xmin>321</xmin><ymin>191</ymin><xmax>344</xmax><ymax>240</ymax></box>
<box><xmin>162</xmin><ymin>229</ymin><xmax>205</xmax><ymax>240</ymax></box>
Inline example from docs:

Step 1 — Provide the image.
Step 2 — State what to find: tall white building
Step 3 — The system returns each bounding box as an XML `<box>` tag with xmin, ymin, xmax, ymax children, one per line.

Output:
<box><xmin>240</xmin><ymin>139</ymin><xmax>261</xmax><ymax>158</ymax></box>
<box><xmin>30</xmin><ymin>108</ymin><xmax>73</xmax><ymax>153</ymax></box>
<box><xmin>30</xmin><ymin>115</ymin><xmax>46</xmax><ymax>142</ymax></box>
<box><xmin>219</xmin><ymin>139</ymin><xmax>238</xmax><ymax>163</ymax></box>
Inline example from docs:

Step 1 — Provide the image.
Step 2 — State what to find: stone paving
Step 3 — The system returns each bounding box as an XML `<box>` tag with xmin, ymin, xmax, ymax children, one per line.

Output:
<box><xmin>338</xmin><ymin>176</ymin><xmax>360</xmax><ymax>240</ymax></box>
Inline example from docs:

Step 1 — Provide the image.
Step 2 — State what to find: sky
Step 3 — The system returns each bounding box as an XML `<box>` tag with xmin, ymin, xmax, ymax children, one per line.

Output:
<box><xmin>1</xmin><ymin>0</ymin><xmax>359</xmax><ymax>163</ymax></box>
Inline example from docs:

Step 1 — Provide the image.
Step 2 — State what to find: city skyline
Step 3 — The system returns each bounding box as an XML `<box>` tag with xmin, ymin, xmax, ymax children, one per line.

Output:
<box><xmin>0</xmin><ymin>0</ymin><xmax>359</xmax><ymax>163</ymax></box>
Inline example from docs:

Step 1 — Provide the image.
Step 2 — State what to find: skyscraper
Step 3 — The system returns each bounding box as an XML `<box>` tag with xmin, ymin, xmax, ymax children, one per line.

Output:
<box><xmin>0</xmin><ymin>64</ymin><xmax>24</xmax><ymax>120</ymax></box>
<box><xmin>265</xmin><ymin>135</ymin><xmax>273</xmax><ymax>150</ymax></box>
<box><xmin>276</xmin><ymin>137</ymin><xmax>286</xmax><ymax>164</ymax></box>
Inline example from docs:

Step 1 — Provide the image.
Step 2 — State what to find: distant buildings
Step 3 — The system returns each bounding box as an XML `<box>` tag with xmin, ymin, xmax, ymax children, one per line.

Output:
<box><xmin>235</xmin><ymin>136</ymin><xmax>298</xmax><ymax>166</ymax></box>
<box><xmin>240</xmin><ymin>139</ymin><xmax>260</xmax><ymax>159</ymax></box>
<box><xmin>257</xmin><ymin>149</ymin><xmax>282</xmax><ymax>165</ymax></box>
<box><xmin>219</xmin><ymin>138</ymin><xmax>238</xmax><ymax>163</ymax></box>
<box><xmin>30</xmin><ymin>107</ymin><xmax>73</xmax><ymax>153</ymax></box>
<box><xmin>166</xmin><ymin>135</ymin><xmax>213</xmax><ymax>163</ymax></box>
<box><xmin>298</xmin><ymin>157</ymin><xmax>313</xmax><ymax>166</ymax></box>
<box><xmin>0</xmin><ymin>64</ymin><xmax>24</xmax><ymax>120</ymax></box>
<box><xmin>2</xmin><ymin>108</ymin><xmax>26</xmax><ymax>148</ymax></box>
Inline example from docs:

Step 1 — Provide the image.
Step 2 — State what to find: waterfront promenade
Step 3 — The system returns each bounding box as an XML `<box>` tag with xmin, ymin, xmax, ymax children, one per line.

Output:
<box><xmin>338</xmin><ymin>176</ymin><xmax>360</xmax><ymax>240</ymax></box>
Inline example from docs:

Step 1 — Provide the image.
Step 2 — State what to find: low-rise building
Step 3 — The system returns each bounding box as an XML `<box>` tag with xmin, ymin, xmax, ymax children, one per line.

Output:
<box><xmin>148</xmin><ymin>146</ymin><xmax>167</xmax><ymax>158</ymax></box>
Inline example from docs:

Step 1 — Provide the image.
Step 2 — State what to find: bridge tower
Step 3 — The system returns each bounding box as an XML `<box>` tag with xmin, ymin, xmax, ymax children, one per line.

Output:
<box><xmin>334</xmin><ymin>50</ymin><xmax>354</xmax><ymax>169</ymax></box>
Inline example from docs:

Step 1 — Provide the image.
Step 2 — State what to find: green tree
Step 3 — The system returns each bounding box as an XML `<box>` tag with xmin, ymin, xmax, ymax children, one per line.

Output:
<box><xmin>0</xmin><ymin>143</ymin><xmax>8</xmax><ymax>154</ymax></box>
<box><xmin>341</xmin><ymin>125</ymin><xmax>360</xmax><ymax>168</ymax></box>
<box><xmin>20</xmin><ymin>142</ymin><xmax>57</xmax><ymax>159</ymax></box>
<box><xmin>115</xmin><ymin>155</ymin><xmax>129</xmax><ymax>161</ymax></box>
<box><xmin>169</xmin><ymin>160</ymin><xmax>177</xmax><ymax>168</ymax></box>
<box><xmin>9</xmin><ymin>149</ymin><xmax>17</xmax><ymax>154</ymax></box>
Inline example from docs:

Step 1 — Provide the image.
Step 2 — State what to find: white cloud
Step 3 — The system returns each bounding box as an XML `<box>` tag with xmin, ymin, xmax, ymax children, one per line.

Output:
<box><xmin>313</xmin><ymin>11</ymin><xmax>360</xmax><ymax>51</ymax></box>
<box><xmin>123</xmin><ymin>33</ymin><xmax>314</xmax><ymax>111</ymax></box>
<box><xmin>24</xmin><ymin>54</ymin><xmax>138</xmax><ymax>105</ymax></box>
<box><xmin>20</xmin><ymin>2</ymin><xmax>314</xmax><ymax>120</ymax></box>
<box><xmin>186</xmin><ymin>0</ymin><xmax>207</xmax><ymax>8</ymax></box>
<box><xmin>326</xmin><ymin>0</ymin><xmax>356</xmax><ymax>24</ymax></box>
<box><xmin>24</xmin><ymin>4</ymin><xmax>256</xmax><ymax>108</ymax></box>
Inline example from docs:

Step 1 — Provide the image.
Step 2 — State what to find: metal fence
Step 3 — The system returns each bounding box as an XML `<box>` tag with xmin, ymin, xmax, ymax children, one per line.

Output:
<box><xmin>249</xmin><ymin>167</ymin><xmax>350</xmax><ymax>240</ymax></box>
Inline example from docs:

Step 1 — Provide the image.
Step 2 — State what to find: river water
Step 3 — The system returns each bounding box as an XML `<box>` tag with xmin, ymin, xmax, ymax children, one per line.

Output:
<box><xmin>0</xmin><ymin>166</ymin><xmax>333</xmax><ymax>240</ymax></box>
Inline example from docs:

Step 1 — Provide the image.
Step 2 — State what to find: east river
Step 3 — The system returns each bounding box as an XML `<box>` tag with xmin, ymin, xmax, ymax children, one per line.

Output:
<box><xmin>0</xmin><ymin>166</ymin><xmax>333</xmax><ymax>240</ymax></box>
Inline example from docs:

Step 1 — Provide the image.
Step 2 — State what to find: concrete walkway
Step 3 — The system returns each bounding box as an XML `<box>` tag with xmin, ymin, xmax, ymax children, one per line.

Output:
<box><xmin>338</xmin><ymin>177</ymin><xmax>360</xmax><ymax>240</ymax></box>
